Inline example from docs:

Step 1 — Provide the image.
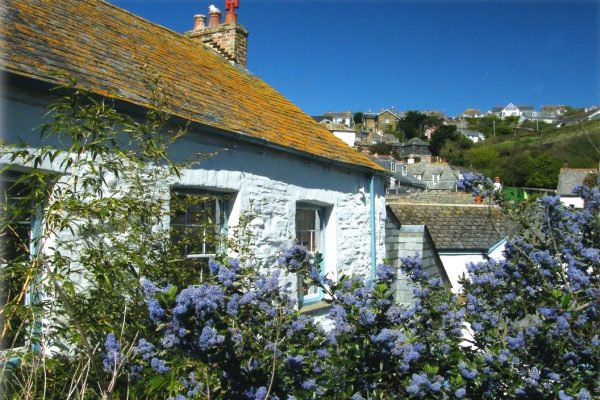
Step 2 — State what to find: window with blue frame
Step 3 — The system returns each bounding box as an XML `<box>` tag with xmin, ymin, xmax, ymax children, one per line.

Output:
<box><xmin>295</xmin><ymin>204</ymin><xmax>327</xmax><ymax>305</ymax></box>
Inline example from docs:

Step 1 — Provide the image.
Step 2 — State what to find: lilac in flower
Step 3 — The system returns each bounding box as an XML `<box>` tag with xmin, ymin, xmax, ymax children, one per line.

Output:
<box><xmin>301</xmin><ymin>379</ymin><xmax>316</xmax><ymax>390</ymax></box>
<box><xmin>174</xmin><ymin>284</ymin><xmax>225</xmax><ymax>318</ymax></box>
<box><xmin>198</xmin><ymin>325</ymin><xmax>224</xmax><ymax>350</ymax></box>
<box><xmin>255</xmin><ymin>386</ymin><xmax>267</xmax><ymax>400</ymax></box>
<box><xmin>376</xmin><ymin>263</ymin><xmax>396</xmax><ymax>281</ymax></box>
<box><xmin>227</xmin><ymin>294</ymin><xmax>240</xmax><ymax>316</ymax></box>
<box><xmin>102</xmin><ymin>333</ymin><xmax>122</xmax><ymax>372</ymax></box>
<box><xmin>133</xmin><ymin>337</ymin><xmax>155</xmax><ymax>360</ymax></box>
<box><xmin>150</xmin><ymin>357</ymin><xmax>170</xmax><ymax>374</ymax></box>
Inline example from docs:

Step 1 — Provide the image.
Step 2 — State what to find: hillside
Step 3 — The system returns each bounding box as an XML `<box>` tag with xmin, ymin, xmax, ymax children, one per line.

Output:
<box><xmin>458</xmin><ymin>120</ymin><xmax>600</xmax><ymax>188</ymax></box>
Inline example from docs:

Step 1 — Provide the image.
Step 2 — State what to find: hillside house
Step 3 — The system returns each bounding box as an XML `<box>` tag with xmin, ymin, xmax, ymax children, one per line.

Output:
<box><xmin>395</xmin><ymin>138</ymin><xmax>432</xmax><ymax>164</ymax></box>
<box><xmin>557</xmin><ymin>108</ymin><xmax>600</xmax><ymax>127</ymax></box>
<box><xmin>377</xmin><ymin>109</ymin><xmax>401</xmax><ymax>132</ymax></box>
<box><xmin>490</xmin><ymin>103</ymin><xmax>534</xmax><ymax>119</ymax></box>
<box><xmin>461</xmin><ymin>109</ymin><xmax>485</xmax><ymax>119</ymax></box>
<box><xmin>0</xmin><ymin>0</ymin><xmax>388</xmax><ymax>312</ymax></box>
<box><xmin>362</xmin><ymin>112</ymin><xmax>379</xmax><ymax>133</ymax></box>
<box><xmin>406</xmin><ymin>162</ymin><xmax>459</xmax><ymax>191</ymax></box>
<box><xmin>460</xmin><ymin>129</ymin><xmax>486</xmax><ymax>143</ymax></box>
<box><xmin>323</xmin><ymin>111</ymin><xmax>354</xmax><ymax>128</ymax></box>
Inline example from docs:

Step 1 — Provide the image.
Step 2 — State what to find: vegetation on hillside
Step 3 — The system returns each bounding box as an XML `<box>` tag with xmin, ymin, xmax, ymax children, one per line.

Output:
<box><xmin>455</xmin><ymin>120</ymin><xmax>600</xmax><ymax>188</ymax></box>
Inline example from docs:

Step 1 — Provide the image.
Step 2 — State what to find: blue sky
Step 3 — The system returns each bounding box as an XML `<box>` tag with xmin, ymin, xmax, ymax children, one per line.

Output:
<box><xmin>111</xmin><ymin>0</ymin><xmax>599</xmax><ymax>116</ymax></box>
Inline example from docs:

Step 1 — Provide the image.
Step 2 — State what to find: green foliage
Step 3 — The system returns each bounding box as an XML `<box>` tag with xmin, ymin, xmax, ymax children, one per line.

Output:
<box><xmin>0</xmin><ymin>78</ymin><xmax>202</xmax><ymax>398</ymax></box>
<box><xmin>369</xmin><ymin>143</ymin><xmax>392</xmax><ymax>155</ymax></box>
<box><xmin>459</xmin><ymin>120</ymin><xmax>600</xmax><ymax>188</ymax></box>
<box><xmin>397</xmin><ymin>111</ymin><xmax>441</xmax><ymax>140</ymax></box>
<box><xmin>353</xmin><ymin>111</ymin><xmax>364</xmax><ymax>125</ymax></box>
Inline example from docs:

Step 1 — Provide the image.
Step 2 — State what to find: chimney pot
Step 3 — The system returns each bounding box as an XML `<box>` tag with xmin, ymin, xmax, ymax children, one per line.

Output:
<box><xmin>225</xmin><ymin>11</ymin><xmax>237</xmax><ymax>24</ymax></box>
<box><xmin>193</xmin><ymin>14</ymin><xmax>206</xmax><ymax>31</ymax></box>
<box><xmin>208</xmin><ymin>5</ymin><xmax>222</xmax><ymax>27</ymax></box>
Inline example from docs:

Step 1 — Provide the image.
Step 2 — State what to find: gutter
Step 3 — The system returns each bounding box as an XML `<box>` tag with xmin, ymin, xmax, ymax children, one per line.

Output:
<box><xmin>370</xmin><ymin>175</ymin><xmax>377</xmax><ymax>281</ymax></box>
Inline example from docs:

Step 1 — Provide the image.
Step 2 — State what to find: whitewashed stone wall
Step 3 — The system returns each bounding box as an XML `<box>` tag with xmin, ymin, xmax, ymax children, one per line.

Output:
<box><xmin>2</xmin><ymin>95</ymin><xmax>387</xmax><ymax>285</ymax></box>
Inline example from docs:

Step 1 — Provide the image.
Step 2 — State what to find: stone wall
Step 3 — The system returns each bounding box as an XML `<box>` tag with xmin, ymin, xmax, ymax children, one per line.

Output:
<box><xmin>187</xmin><ymin>23</ymin><xmax>249</xmax><ymax>66</ymax></box>
<box><xmin>3</xmin><ymin>96</ymin><xmax>387</xmax><ymax>294</ymax></box>
<box><xmin>385</xmin><ymin>216</ymin><xmax>448</xmax><ymax>306</ymax></box>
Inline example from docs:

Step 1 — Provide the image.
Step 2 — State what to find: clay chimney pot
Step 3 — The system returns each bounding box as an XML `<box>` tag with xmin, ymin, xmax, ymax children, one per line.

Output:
<box><xmin>208</xmin><ymin>5</ymin><xmax>222</xmax><ymax>27</ymax></box>
<box><xmin>193</xmin><ymin>14</ymin><xmax>206</xmax><ymax>31</ymax></box>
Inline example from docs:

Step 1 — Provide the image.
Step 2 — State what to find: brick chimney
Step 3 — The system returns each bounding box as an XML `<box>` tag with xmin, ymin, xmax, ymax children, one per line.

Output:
<box><xmin>186</xmin><ymin>2</ymin><xmax>249</xmax><ymax>67</ymax></box>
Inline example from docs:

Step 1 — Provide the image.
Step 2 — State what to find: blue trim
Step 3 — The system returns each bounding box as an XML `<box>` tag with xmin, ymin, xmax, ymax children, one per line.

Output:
<box><xmin>370</xmin><ymin>176</ymin><xmax>377</xmax><ymax>282</ymax></box>
<box><xmin>299</xmin><ymin>207</ymin><xmax>326</xmax><ymax>307</ymax></box>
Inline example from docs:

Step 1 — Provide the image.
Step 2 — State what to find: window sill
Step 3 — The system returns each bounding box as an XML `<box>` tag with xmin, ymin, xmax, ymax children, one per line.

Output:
<box><xmin>299</xmin><ymin>300</ymin><xmax>331</xmax><ymax>314</ymax></box>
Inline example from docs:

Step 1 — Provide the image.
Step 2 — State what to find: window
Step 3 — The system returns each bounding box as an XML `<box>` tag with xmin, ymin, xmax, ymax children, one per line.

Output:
<box><xmin>415</xmin><ymin>174</ymin><xmax>422</xmax><ymax>181</ymax></box>
<box><xmin>433</xmin><ymin>174</ymin><xmax>441</xmax><ymax>183</ymax></box>
<box><xmin>295</xmin><ymin>205</ymin><xmax>326</xmax><ymax>306</ymax></box>
<box><xmin>170</xmin><ymin>189</ymin><xmax>229</xmax><ymax>260</ymax></box>
<box><xmin>1</xmin><ymin>172</ymin><xmax>41</xmax><ymax>351</ymax></box>
<box><xmin>390</xmin><ymin>162</ymin><xmax>396</xmax><ymax>173</ymax></box>
<box><xmin>401</xmin><ymin>165</ymin><xmax>408</xmax><ymax>176</ymax></box>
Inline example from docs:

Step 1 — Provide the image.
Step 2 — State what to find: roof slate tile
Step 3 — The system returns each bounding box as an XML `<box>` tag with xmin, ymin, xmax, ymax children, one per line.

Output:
<box><xmin>387</xmin><ymin>203</ymin><xmax>516</xmax><ymax>251</ymax></box>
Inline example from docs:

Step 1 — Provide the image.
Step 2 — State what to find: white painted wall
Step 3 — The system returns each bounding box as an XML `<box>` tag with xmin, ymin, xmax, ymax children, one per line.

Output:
<box><xmin>2</xmin><ymin>94</ymin><xmax>387</xmax><ymax>291</ymax></box>
<box><xmin>560</xmin><ymin>197</ymin><xmax>585</xmax><ymax>209</ymax></box>
<box><xmin>330</xmin><ymin>129</ymin><xmax>356</xmax><ymax>148</ymax></box>
<box><xmin>439</xmin><ymin>240</ymin><xmax>506</xmax><ymax>293</ymax></box>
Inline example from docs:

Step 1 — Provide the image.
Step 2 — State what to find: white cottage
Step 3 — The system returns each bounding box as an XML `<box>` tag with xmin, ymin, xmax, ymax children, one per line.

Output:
<box><xmin>0</xmin><ymin>0</ymin><xmax>387</xmax><ymax>309</ymax></box>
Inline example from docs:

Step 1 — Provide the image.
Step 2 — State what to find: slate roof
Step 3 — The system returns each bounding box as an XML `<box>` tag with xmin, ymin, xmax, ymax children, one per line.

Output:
<box><xmin>377</xmin><ymin>109</ymin><xmax>400</xmax><ymax>119</ymax></box>
<box><xmin>387</xmin><ymin>203</ymin><xmax>515</xmax><ymax>251</ymax></box>
<box><xmin>406</xmin><ymin>137</ymin><xmax>429</xmax><ymax>146</ymax></box>
<box><xmin>517</xmin><ymin>105</ymin><xmax>535</xmax><ymax>111</ymax></box>
<box><xmin>0</xmin><ymin>0</ymin><xmax>384</xmax><ymax>173</ymax></box>
<box><xmin>556</xmin><ymin>168</ymin><xmax>597</xmax><ymax>196</ymax></box>
<box><xmin>391</xmin><ymin>173</ymin><xmax>427</xmax><ymax>190</ymax></box>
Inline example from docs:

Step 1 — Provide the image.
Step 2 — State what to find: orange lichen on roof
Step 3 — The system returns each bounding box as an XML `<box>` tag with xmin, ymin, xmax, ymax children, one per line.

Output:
<box><xmin>0</xmin><ymin>0</ymin><xmax>384</xmax><ymax>172</ymax></box>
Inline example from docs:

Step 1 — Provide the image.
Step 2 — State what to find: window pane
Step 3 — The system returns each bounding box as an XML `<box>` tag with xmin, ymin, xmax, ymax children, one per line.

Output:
<box><xmin>170</xmin><ymin>190</ymin><xmax>227</xmax><ymax>258</ymax></box>
<box><xmin>1</xmin><ymin>176</ymin><xmax>35</xmax><ymax>350</ymax></box>
<box><xmin>295</xmin><ymin>207</ymin><xmax>324</xmax><ymax>303</ymax></box>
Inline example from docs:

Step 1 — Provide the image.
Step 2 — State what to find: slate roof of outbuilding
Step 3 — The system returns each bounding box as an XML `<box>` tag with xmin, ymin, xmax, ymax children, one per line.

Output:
<box><xmin>0</xmin><ymin>0</ymin><xmax>384</xmax><ymax>172</ymax></box>
<box><xmin>387</xmin><ymin>203</ymin><xmax>515</xmax><ymax>251</ymax></box>
<box><xmin>556</xmin><ymin>168</ymin><xmax>597</xmax><ymax>196</ymax></box>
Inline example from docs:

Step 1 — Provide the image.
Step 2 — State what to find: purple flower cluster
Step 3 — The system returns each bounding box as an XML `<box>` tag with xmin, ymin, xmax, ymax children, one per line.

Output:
<box><xmin>102</xmin><ymin>333</ymin><xmax>122</xmax><ymax>373</ymax></box>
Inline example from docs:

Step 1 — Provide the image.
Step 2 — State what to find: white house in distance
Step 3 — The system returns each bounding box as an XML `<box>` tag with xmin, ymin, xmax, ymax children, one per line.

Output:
<box><xmin>322</xmin><ymin>111</ymin><xmax>354</xmax><ymax>128</ymax></box>
<box><xmin>490</xmin><ymin>103</ymin><xmax>534</xmax><ymax>119</ymax></box>
<box><xmin>318</xmin><ymin>121</ymin><xmax>357</xmax><ymax>148</ymax></box>
<box><xmin>0</xmin><ymin>0</ymin><xmax>388</xmax><ymax>310</ymax></box>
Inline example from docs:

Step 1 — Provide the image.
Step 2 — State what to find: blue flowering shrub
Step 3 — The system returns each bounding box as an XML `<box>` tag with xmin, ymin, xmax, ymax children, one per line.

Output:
<box><xmin>102</xmin><ymin>180</ymin><xmax>599</xmax><ymax>399</ymax></box>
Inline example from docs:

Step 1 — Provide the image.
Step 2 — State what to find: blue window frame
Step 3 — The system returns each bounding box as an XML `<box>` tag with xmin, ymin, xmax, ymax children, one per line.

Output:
<box><xmin>295</xmin><ymin>205</ymin><xmax>327</xmax><ymax>306</ymax></box>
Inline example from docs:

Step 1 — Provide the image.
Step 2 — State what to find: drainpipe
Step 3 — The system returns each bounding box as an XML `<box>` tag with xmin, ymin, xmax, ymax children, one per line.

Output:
<box><xmin>370</xmin><ymin>175</ymin><xmax>377</xmax><ymax>281</ymax></box>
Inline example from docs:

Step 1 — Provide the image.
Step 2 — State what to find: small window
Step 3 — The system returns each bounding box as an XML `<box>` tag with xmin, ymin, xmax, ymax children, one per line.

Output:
<box><xmin>1</xmin><ymin>172</ymin><xmax>41</xmax><ymax>351</ymax></box>
<box><xmin>170</xmin><ymin>189</ymin><xmax>229</xmax><ymax>260</ymax></box>
<box><xmin>295</xmin><ymin>205</ymin><xmax>326</xmax><ymax>305</ymax></box>
<box><xmin>433</xmin><ymin>174</ymin><xmax>441</xmax><ymax>183</ymax></box>
<box><xmin>415</xmin><ymin>174</ymin><xmax>422</xmax><ymax>181</ymax></box>
<box><xmin>390</xmin><ymin>162</ymin><xmax>396</xmax><ymax>173</ymax></box>
<box><xmin>401</xmin><ymin>165</ymin><xmax>408</xmax><ymax>176</ymax></box>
